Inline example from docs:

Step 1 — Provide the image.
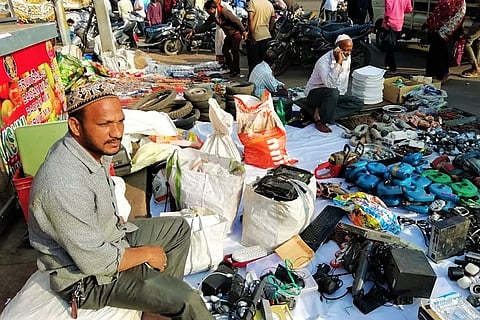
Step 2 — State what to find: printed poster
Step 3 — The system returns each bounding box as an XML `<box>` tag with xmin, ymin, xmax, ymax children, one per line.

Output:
<box><xmin>0</xmin><ymin>40</ymin><xmax>67</xmax><ymax>176</ymax></box>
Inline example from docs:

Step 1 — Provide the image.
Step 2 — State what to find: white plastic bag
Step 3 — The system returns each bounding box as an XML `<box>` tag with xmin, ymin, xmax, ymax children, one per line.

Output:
<box><xmin>200</xmin><ymin>98</ymin><xmax>242</xmax><ymax>162</ymax></box>
<box><xmin>166</xmin><ymin>148</ymin><xmax>245</xmax><ymax>233</ymax></box>
<box><xmin>162</xmin><ymin>208</ymin><xmax>228</xmax><ymax>275</ymax></box>
<box><xmin>241</xmin><ymin>176</ymin><xmax>316</xmax><ymax>251</ymax></box>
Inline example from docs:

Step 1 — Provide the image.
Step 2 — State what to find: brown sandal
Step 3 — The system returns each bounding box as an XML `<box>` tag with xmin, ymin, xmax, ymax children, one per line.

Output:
<box><xmin>315</xmin><ymin>120</ymin><xmax>332</xmax><ymax>133</ymax></box>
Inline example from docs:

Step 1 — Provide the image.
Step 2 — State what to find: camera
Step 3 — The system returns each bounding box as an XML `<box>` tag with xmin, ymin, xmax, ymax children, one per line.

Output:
<box><xmin>313</xmin><ymin>263</ymin><xmax>341</xmax><ymax>294</ymax></box>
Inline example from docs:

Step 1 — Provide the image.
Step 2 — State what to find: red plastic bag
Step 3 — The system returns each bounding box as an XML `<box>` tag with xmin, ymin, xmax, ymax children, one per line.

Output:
<box><xmin>235</xmin><ymin>93</ymin><xmax>296</xmax><ymax>169</ymax></box>
<box><xmin>450</xmin><ymin>38</ymin><xmax>466</xmax><ymax>67</ymax></box>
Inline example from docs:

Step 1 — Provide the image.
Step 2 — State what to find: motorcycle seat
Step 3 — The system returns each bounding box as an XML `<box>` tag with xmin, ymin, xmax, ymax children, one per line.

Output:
<box><xmin>321</xmin><ymin>23</ymin><xmax>373</xmax><ymax>43</ymax></box>
<box><xmin>145</xmin><ymin>23</ymin><xmax>172</xmax><ymax>35</ymax></box>
<box><xmin>318</xmin><ymin>20</ymin><xmax>353</xmax><ymax>32</ymax></box>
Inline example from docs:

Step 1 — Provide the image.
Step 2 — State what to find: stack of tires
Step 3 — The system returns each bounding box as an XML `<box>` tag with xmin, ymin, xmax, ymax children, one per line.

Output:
<box><xmin>183</xmin><ymin>86</ymin><xmax>215</xmax><ymax>122</ymax></box>
<box><xmin>131</xmin><ymin>88</ymin><xmax>199</xmax><ymax>130</ymax></box>
<box><xmin>224</xmin><ymin>82</ymin><xmax>255</xmax><ymax>119</ymax></box>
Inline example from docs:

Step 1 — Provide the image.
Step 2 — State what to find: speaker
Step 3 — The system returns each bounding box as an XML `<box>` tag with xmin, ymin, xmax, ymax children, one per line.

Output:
<box><xmin>383</xmin><ymin>247</ymin><xmax>437</xmax><ymax>298</ymax></box>
<box><xmin>428</xmin><ymin>215</ymin><xmax>470</xmax><ymax>263</ymax></box>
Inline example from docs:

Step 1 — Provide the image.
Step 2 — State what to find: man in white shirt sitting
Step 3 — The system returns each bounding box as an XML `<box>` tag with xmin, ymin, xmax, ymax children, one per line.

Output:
<box><xmin>303</xmin><ymin>34</ymin><xmax>363</xmax><ymax>133</ymax></box>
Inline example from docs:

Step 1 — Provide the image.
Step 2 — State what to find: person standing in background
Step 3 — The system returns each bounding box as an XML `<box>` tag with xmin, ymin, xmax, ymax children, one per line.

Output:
<box><xmin>190</xmin><ymin>0</ymin><xmax>247</xmax><ymax>77</ymax></box>
<box><xmin>212</xmin><ymin>0</ymin><xmax>234</xmax><ymax>68</ymax></box>
<box><xmin>460</xmin><ymin>11</ymin><xmax>480</xmax><ymax>78</ymax></box>
<box><xmin>118</xmin><ymin>0</ymin><xmax>134</xmax><ymax>24</ymax></box>
<box><xmin>133</xmin><ymin>0</ymin><xmax>147</xmax><ymax>36</ymax></box>
<box><xmin>162</xmin><ymin>0</ymin><xmax>176</xmax><ymax>23</ymax></box>
<box><xmin>347</xmin><ymin>0</ymin><xmax>373</xmax><ymax>25</ymax></box>
<box><xmin>246</xmin><ymin>0</ymin><xmax>275</xmax><ymax>74</ymax></box>
<box><xmin>324</xmin><ymin>0</ymin><xmax>338</xmax><ymax>22</ymax></box>
<box><xmin>382</xmin><ymin>0</ymin><xmax>412</xmax><ymax>73</ymax></box>
<box><xmin>423</xmin><ymin>0</ymin><xmax>466</xmax><ymax>82</ymax></box>
<box><xmin>147</xmin><ymin>0</ymin><xmax>163</xmax><ymax>25</ymax></box>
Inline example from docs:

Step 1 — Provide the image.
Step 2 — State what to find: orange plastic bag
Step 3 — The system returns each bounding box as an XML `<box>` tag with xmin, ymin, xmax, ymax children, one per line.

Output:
<box><xmin>235</xmin><ymin>93</ymin><xmax>296</xmax><ymax>169</ymax></box>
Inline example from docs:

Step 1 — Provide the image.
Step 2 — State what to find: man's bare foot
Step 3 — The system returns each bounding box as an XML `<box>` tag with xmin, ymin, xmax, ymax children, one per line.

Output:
<box><xmin>315</xmin><ymin>120</ymin><xmax>332</xmax><ymax>133</ymax></box>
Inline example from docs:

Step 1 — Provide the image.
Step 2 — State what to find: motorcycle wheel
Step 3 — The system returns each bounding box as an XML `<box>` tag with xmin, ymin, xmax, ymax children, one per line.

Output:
<box><xmin>164</xmin><ymin>39</ymin><xmax>182</xmax><ymax>55</ymax></box>
<box><xmin>271</xmin><ymin>49</ymin><xmax>291</xmax><ymax>76</ymax></box>
<box><xmin>351</xmin><ymin>40</ymin><xmax>371</xmax><ymax>71</ymax></box>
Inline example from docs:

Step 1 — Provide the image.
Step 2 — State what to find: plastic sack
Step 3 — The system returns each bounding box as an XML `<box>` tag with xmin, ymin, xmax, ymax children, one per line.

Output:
<box><xmin>333</xmin><ymin>192</ymin><xmax>401</xmax><ymax>234</ymax></box>
<box><xmin>241</xmin><ymin>175</ymin><xmax>316</xmax><ymax>250</ymax></box>
<box><xmin>235</xmin><ymin>92</ymin><xmax>296</xmax><ymax>169</ymax></box>
<box><xmin>200</xmin><ymin>98</ymin><xmax>242</xmax><ymax>162</ymax></box>
<box><xmin>162</xmin><ymin>208</ymin><xmax>228</xmax><ymax>275</ymax></box>
<box><xmin>166</xmin><ymin>148</ymin><xmax>245</xmax><ymax>233</ymax></box>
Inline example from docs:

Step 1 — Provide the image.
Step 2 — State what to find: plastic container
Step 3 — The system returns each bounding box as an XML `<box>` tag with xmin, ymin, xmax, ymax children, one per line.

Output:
<box><xmin>275</xmin><ymin>98</ymin><xmax>286</xmax><ymax>125</ymax></box>
<box><xmin>13</xmin><ymin>170</ymin><xmax>33</xmax><ymax>222</ymax></box>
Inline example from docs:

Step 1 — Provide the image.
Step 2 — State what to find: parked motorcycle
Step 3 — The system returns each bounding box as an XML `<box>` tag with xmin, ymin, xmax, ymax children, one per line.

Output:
<box><xmin>268</xmin><ymin>16</ymin><xmax>374</xmax><ymax>76</ymax></box>
<box><xmin>162</xmin><ymin>7</ymin><xmax>215</xmax><ymax>55</ymax></box>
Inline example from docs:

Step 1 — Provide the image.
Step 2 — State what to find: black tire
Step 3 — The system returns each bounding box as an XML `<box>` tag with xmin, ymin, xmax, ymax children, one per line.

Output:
<box><xmin>224</xmin><ymin>93</ymin><xmax>235</xmax><ymax>101</ymax></box>
<box><xmin>199</xmin><ymin>112</ymin><xmax>210</xmax><ymax>122</ymax></box>
<box><xmin>193</xmin><ymin>100</ymin><xmax>210</xmax><ymax>111</ymax></box>
<box><xmin>351</xmin><ymin>40</ymin><xmax>371</xmax><ymax>71</ymax></box>
<box><xmin>173</xmin><ymin>109</ymin><xmax>200</xmax><ymax>130</ymax></box>
<box><xmin>225</xmin><ymin>82</ymin><xmax>255</xmax><ymax>95</ymax></box>
<box><xmin>132</xmin><ymin>89</ymin><xmax>176</xmax><ymax>112</ymax></box>
<box><xmin>164</xmin><ymin>39</ymin><xmax>182</xmax><ymax>55</ymax></box>
<box><xmin>184</xmin><ymin>86</ymin><xmax>214</xmax><ymax>102</ymax></box>
<box><xmin>167</xmin><ymin>100</ymin><xmax>194</xmax><ymax>120</ymax></box>
<box><xmin>272</xmin><ymin>49</ymin><xmax>291</xmax><ymax>76</ymax></box>
<box><xmin>226</xmin><ymin>100</ymin><xmax>236</xmax><ymax>110</ymax></box>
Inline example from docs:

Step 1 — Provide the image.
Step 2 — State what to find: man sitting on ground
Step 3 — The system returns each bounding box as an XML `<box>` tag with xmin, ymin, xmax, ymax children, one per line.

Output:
<box><xmin>302</xmin><ymin>34</ymin><xmax>364</xmax><ymax>133</ymax></box>
<box><xmin>28</xmin><ymin>82</ymin><xmax>214</xmax><ymax>319</ymax></box>
<box><xmin>248</xmin><ymin>49</ymin><xmax>287</xmax><ymax>98</ymax></box>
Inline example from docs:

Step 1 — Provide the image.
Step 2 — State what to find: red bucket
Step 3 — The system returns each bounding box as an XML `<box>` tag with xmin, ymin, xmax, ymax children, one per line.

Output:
<box><xmin>13</xmin><ymin>170</ymin><xmax>33</xmax><ymax>222</ymax></box>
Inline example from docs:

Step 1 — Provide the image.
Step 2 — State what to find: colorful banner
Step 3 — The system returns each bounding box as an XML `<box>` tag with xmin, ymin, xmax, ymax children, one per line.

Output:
<box><xmin>0</xmin><ymin>40</ymin><xmax>67</xmax><ymax>176</ymax></box>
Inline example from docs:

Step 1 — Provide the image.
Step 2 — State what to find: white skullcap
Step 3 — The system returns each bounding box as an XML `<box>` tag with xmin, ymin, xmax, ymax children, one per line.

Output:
<box><xmin>335</xmin><ymin>34</ymin><xmax>352</xmax><ymax>45</ymax></box>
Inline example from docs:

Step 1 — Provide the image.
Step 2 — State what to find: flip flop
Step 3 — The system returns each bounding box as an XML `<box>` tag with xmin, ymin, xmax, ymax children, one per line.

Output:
<box><xmin>460</xmin><ymin>71</ymin><xmax>479</xmax><ymax>78</ymax></box>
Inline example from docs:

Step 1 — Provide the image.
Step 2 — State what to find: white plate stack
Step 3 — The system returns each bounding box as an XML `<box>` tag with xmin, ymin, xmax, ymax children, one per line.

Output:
<box><xmin>351</xmin><ymin>66</ymin><xmax>386</xmax><ymax>105</ymax></box>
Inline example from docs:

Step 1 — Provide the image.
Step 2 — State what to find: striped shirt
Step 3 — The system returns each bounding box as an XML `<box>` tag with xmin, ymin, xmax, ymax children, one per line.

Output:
<box><xmin>248</xmin><ymin>61</ymin><xmax>284</xmax><ymax>97</ymax></box>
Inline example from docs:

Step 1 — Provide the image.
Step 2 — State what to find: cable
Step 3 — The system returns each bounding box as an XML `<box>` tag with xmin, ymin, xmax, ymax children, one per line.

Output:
<box><xmin>397</xmin><ymin>216</ymin><xmax>430</xmax><ymax>246</ymax></box>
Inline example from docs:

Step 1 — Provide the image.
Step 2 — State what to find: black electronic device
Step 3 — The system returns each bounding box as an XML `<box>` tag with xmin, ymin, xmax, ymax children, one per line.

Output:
<box><xmin>299</xmin><ymin>205</ymin><xmax>347</xmax><ymax>252</ymax></box>
<box><xmin>353</xmin><ymin>285</ymin><xmax>389</xmax><ymax>315</ymax></box>
<box><xmin>267</xmin><ymin>164</ymin><xmax>313</xmax><ymax>184</ymax></box>
<box><xmin>274</xmin><ymin>264</ymin><xmax>305</xmax><ymax>288</ymax></box>
<box><xmin>312</xmin><ymin>263</ymin><xmax>341</xmax><ymax>294</ymax></box>
<box><xmin>112</xmin><ymin>145</ymin><xmax>131</xmax><ymax>176</ymax></box>
<box><xmin>351</xmin><ymin>240</ymin><xmax>374</xmax><ymax>297</ymax></box>
<box><xmin>254</xmin><ymin>175</ymin><xmax>300</xmax><ymax>201</ymax></box>
<box><xmin>201</xmin><ymin>263</ymin><xmax>236</xmax><ymax>296</ymax></box>
<box><xmin>428</xmin><ymin>215</ymin><xmax>470</xmax><ymax>262</ymax></box>
<box><xmin>383</xmin><ymin>247</ymin><xmax>437</xmax><ymax>298</ymax></box>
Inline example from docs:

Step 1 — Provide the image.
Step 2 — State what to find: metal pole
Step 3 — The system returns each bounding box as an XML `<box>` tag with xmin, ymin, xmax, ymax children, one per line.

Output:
<box><xmin>93</xmin><ymin>0</ymin><xmax>116</xmax><ymax>55</ymax></box>
<box><xmin>54</xmin><ymin>0</ymin><xmax>70</xmax><ymax>46</ymax></box>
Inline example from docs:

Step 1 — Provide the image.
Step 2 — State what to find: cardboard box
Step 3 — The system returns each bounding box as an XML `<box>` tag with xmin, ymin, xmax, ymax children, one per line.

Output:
<box><xmin>383</xmin><ymin>76</ymin><xmax>423</xmax><ymax>104</ymax></box>
<box><xmin>124</xmin><ymin>168</ymin><xmax>150</xmax><ymax>220</ymax></box>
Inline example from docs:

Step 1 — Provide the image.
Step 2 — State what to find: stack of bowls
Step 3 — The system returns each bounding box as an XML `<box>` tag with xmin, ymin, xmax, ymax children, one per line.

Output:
<box><xmin>351</xmin><ymin>66</ymin><xmax>386</xmax><ymax>105</ymax></box>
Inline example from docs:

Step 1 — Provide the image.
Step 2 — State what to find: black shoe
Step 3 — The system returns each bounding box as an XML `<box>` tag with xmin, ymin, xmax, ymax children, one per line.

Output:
<box><xmin>229</xmin><ymin>71</ymin><xmax>240</xmax><ymax>77</ymax></box>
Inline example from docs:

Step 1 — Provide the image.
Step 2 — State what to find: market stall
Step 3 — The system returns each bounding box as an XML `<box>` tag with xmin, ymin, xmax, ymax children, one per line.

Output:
<box><xmin>0</xmin><ymin>37</ymin><xmax>479</xmax><ymax>318</ymax></box>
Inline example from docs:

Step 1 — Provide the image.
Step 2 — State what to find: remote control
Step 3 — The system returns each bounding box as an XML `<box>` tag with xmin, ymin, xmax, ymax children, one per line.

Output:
<box><xmin>232</xmin><ymin>245</ymin><xmax>268</xmax><ymax>263</ymax></box>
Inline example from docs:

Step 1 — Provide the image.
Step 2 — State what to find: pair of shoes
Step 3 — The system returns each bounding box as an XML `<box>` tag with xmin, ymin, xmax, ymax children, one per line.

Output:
<box><xmin>460</xmin><ymin>70</ymin><xmax>479</xmax><ymax>78</ymax></box>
